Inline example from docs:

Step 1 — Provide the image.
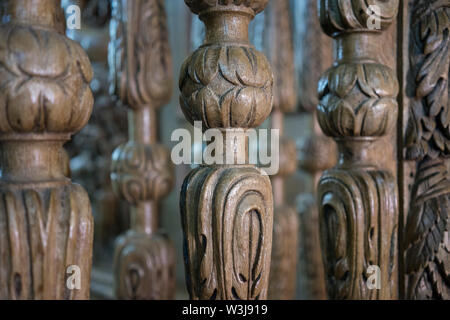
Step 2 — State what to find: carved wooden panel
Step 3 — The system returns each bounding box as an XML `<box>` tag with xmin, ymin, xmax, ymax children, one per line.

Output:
<box><xmin>403</xmin><ymin>0</ymin><xmax>450</xmax><ymax>300</ymax></box>
<box><xmin>316</xmin><ymin>0</ymin><xmax>400</xmax><ymax>299</ymax></box>
<box><xmin>0</xmin><ymin>0</ymin><xmax>94</xmax><ymax>299</ymax></box>
<box><xmin>263</xmin><ymin>0</ymin><xmax>299</xmax><ymax>300</ymax></box>
<box><xmin>109</xmin><ymin>0</ymin><xmax>176</xmax><ymax>300</ymax></box>
<box><xmin>179</xmin><ymin>0</ymin><xmax>274</xmax><ymax>300</ymax></box>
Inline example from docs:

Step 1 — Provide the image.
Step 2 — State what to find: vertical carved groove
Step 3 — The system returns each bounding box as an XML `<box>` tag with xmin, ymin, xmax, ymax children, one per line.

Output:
<box><xmin>404</xmin><ymin>0</ymin><xmax>450</xmax><ymax>300</ymax></box>
<box><xmin>0</xmin><ymin>0</ymin><xmax>94</xmax><ymax>300</ymax></box>
<box><xmin>262</xmin><ymin>0</ymin><xmax>299</xmax><ymax>300</ymax></box>
<box><xmin>109</xmin><ymin>0</ymin><xmax>175</xmax><ymax>300</ymax></box>
<box><xmin>294</xmin><ymin>0</ymin><xmax>335</xmax><ymax>300</ymax></box>
<box><xmin>317</xmin><ymin>0</ymin><xmax>400</xmax><ymax>299</ymax></box>
<box><xmin>179</xmin><ymin>0</ymin><xmax>274</xmax><ymax>300</ymax></box>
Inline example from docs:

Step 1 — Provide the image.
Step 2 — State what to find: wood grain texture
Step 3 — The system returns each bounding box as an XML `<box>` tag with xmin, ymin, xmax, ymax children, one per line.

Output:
<box><xmin>109</xmin><ymin>0</ymin><xmax>176</xmax><ymax>300</ymax></box>
<box><xmin>180</xmin><ymin>0</ymin><xmax>274</xmax><ymax>300</ymax></box>
<box><xmin>0</xmin><ymin>0</ymin><xmax>94</xmax><ymax>300</ymax></box>
<box><xmin>404</xmin><ymin>0</ymin><xmax>450</xmax><ymax>300</ymax></box>
<box><xmin>316</xmin><ymin>0</ymin><xmax>400</xmax><ymax>299</ymax></box>
<box><xmin>262</xmin><ymin>0</ymin><xmax>298</xmax><ymax>300</ymax></box>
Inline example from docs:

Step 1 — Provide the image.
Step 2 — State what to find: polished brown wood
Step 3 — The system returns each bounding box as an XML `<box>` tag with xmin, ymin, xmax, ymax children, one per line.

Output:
<box><xmin>0</xmin><ymin>0</ymin><xmax>94</xmax><ymax>299</ymax></box>
<box><xmin>263</xmin><ymin>0</ymin><xmax>298</xmax><ymax>300</ymax></box>
<box><xmin>179</xmin><ymin>0</ymin><xmax>274</xmax><ymax>300</ymax></box>
<box><xmin>109</xmin><ymin>0</ymin><xmax>175</xmax><ymax>300</ymax></box>
<box><xmin>402</xmin><ymin>0</ymin><xmax>450</xmax><ymax>300</ymax></box>
<box><xmin>316</xmin><ymin>0</ymin><xmax>400</xmax><ymax>299</ymax></box>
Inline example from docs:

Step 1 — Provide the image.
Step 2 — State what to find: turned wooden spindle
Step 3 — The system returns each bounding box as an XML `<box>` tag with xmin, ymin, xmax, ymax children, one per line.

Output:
<box><xmin>0</xmin><ymin>0</ymin><xmax>94</xmax><ymax>299</ymax></box>
<box><xmin>180</xmin><ymin>0</ymin><xmax>274</xmax><ymax>300</ymax></box>
<box><xmin>403</xmin><ymin>0</ymin><xmax>450</xmax><ymax>300</ymax></box>
<box><xmin>294</xmin><ymin>0</ymin><xmax>334</xmax><ymax>300</ymax></box>
<box><xmin>109</xmin><ymin>0</ymin><xmax>175</xmax><ymax>300</ymax></box>
<box><xmin>263</xmin><ymin>0</ymin><xmax>298</xmax><ymax>300</ymax></box>
<box><xmin>316</xmin><ymin>0</ymin><xmax>399</xmax><ymax>299</ymax></box>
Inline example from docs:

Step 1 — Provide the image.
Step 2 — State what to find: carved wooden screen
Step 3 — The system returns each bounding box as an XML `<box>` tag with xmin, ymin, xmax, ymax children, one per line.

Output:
<box><xmin>400</xmin><ymin>0</ymin><xmax>449</xmax><ymax>299</ymax></box>
<box><xmin>315</xmin><ymin>0</ymin><xmax>449</xmax><ymax>300</ymax></box>
<box><xmin>108</xmin><ymin>0</ymin><xmax>176</xmax><ymax>300</ymax></box>
<box><xmin>0</xmin><ymin>0</ymin><xmax>94</xmax><ymax>299</ymax></box>
<box><xmin>179</xmin><ymin>0</ymin><xmax>274</xmax><ymax>300</ymax></box>
<box><xmin>316</xmin><ymin>0</ymin><xmax>400</xmax><ymax>299</ymax></box>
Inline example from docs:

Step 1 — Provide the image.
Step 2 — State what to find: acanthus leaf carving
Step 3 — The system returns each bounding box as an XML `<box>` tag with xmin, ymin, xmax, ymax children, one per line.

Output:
<box><xmin>404</xmin><ymin>0</ymin><xmax>450</xmax><ymax>300</ymax></box>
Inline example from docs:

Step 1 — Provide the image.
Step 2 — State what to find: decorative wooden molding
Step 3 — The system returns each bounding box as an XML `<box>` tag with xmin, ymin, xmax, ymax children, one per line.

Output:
<box><xmin>316</xmin><ymin>0</ymin><xmax>400</xmax><ymax>299</ymax></box>
<box><xmin>403</xmin><ymin>0</ymin><xmax>450</xmax><ymax>300</ymax></box>
<box><xmin>263</xmin><ymin>0</ymin><xmax>298</xmax><ymax>300</ymax></box>
<box><xmin>294</xmin><ymin>0</ymin><xmax>334</xmax><ymax>300</ymax></box>
<box><xmin>179</xmin><ymin>0</ymin><xmax>274</xmax><ymax>300</ymax></box>
<box><xmin>0</xmin><ymin>0</ymin><xmax>94</xmax><ymax>299</ymax></box>
<box><xmin>109</xmin><ymin>0</ymin><xmax>175</xmax><ymax>300</ymax></box>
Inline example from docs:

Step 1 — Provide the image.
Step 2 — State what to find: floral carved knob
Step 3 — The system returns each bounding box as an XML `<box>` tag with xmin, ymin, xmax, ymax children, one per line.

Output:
<box><xmin>179</xmin><ymin>0</ymin><xmax>273</xmax><ymax>130</ymax></box>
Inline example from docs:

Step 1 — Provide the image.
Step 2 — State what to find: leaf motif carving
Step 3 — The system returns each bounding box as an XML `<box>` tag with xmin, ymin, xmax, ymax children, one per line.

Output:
<box><xmin>179</xmin><ymin>44</ymin><xmax>273</xmax><ymax>129</ymax></box>
<box><xmin>180</xmin><ymin>166</ymin><xmax>273</xmax><ymax>300</ymax></box>
<box><xmin>405</xmin><ymin>0</ymin><xmax>450</xmax><ymax>300</ymax></box>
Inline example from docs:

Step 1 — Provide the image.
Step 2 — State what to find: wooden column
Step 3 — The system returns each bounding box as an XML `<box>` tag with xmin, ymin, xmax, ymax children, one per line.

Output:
<box><xmin>295</xmin><ymin>0</ymin><xmax>335</xmax><ymax>300</ymax></box>
<box><xmin>179</xmin><ymin>0</ymin><xmax>274</xmax><ymax>300</ymax></box>
<box><xmin>263</xmin><ymin>0</ymin><xmax>298</xmax><ymax>300</ymax></box>
<box><xmin>316</xmin><ymin>0</ymin><xmax>399</xmax><ymax>299</ymax></box>
<box><xmin>403</xmin><ymin>0</ymin><xmax>450</xmax><ymax>300</ymax></box>
<box><xmin>0</xmin><ymin>0</ymin><xmax>94</xmax><ymax>299</ymax></box>
<box><xmin>109</xmin><ymin>0</ymin><xmax>175</xmax><ymax>300</ymax></box>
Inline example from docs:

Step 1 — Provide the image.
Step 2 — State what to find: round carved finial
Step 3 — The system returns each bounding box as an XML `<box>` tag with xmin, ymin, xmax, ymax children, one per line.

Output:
<box><xmin>185</xmin><ymin>0</ymin><xmax>269</xmax><ymax>16</ymax></box>
<box><xmin>0</xmin><ymin>8</ymin><xmax>93</xmax><ymax>136</ymax></box>
<box><xmin>179</xmin><ymin>45</ymin><xmax>273</xmax><ymax>129</ymax></box>
<box><xmin>319</xmin><ymin>0</ymin><xmax>399</xmax><ymax>37</ymax></box>
<box><xmin>111</xmin><ymin>142</ymin><xmax>174</xmax><ymax>204</ymax></box>
<box><xmin>317</xmin><ymin>63</ymin><xmax>398</xmax><ymax>138</ymax></box>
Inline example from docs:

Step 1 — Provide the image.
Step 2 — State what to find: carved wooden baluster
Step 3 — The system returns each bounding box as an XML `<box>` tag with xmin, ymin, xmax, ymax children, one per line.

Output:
<box><xmin>403</xmin><ymin>0</ymin><xmax>450</xmax><ymax>300</ymax></box>
<box><xmin>0</xmin><ymin>0</ymin><xmax>94</xmax><ymax>299</ymax></box>
<box><xmin>294</xmin><ymin>0</ymin><xmax>334</xmax><ymax>300</ymax></box>
<box><xmin>109</xmin><ymin>0</ymin><xmax>175</xmax><ymax>300</ymax></box>
<box><xmin>179</xmin><ymin>0</ymin><xmax>274</xmax><ymax>300</ymax></box>
<box><xmin>263</xmin><ymin>0</ymin><xmax>298</xmax><ymax>300</ymax></box>
<box><xmin>317</xmin><ymin>0</ymin><xmax>399</xmax><ymax>299</ymax></box>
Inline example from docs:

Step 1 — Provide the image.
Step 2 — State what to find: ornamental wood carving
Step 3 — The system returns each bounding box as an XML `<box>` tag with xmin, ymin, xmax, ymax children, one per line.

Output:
<box><xmin>295</xmin><ymin>0</ymin><xmax>334</xmax><ymax>300</ymax></box>
<box><xmin>0</xmin><ymin>0</ymin><xmax>94</xmax><ymax>299</ymax></box>
<box><xmin>317</xmin><ymin>0</ymin><xmax>399</xmax><ymax>299</ymax></box>
<box><xmin>404</xmin><ymin>0</ymin><xmax>450</xmax><ymax>300</ymax></box>
<box><xmin>109</xmin><ymin>0</ymin><xmax>175</xmax><ymax>300</ymax></box>
<box><xmin>180</xmin><ymin>0</ymin><xmax>274</xmax><ymax>300</ymax></box>
<box><xmin>263</xmin><ymin>0</ymin><xmax>298</xmax><ymax>300</ymax></box>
